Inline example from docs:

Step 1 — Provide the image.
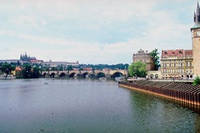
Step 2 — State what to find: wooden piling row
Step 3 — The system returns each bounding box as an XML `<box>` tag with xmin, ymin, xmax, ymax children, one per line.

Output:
<box><xmin>119</xmin><ymin>81</ymin><xmax>200</xmax><ymax>113</ymax></box>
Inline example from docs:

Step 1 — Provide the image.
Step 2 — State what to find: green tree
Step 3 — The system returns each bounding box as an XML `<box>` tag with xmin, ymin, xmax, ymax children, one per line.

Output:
<box><xmin>32</xmin><ymin>66</ymin><xmax>41</xmax><ymax>78</ymax></box>
<box><xmin>57</xmin><ymin>65</ymin><xmax>64</xmax><ymax>71</ymax></box>
<box><xmin>51</xmin><ymin>67</ymin><xmax>57</xmax><ymax>71</ymax></box>
<box><xmin>66</xmin><ymin>65</ymin><xmax>73</xmax><ymax>74</ymax></box>
<box><xmin>193</xmin><ymin>76</ymin><xmax>200</xmax><ymax>86</ymax></box>
<box><xmin>21</xmin><ymin>64</ymin><xmax>32</xmax><ymax>78</ymax></box>
<box><xmin>128</xmin><ymin>62</ymin><xmax>147</xmax><ymax>78</ymax></box>
<box><xmin>0</xmin><ymin>63</ymin><xmax>15</xmax><ymax>77</ymax></box>
<box><xmin>150</xmin><ymin>49</ymin><xmax>160</xmax><ymax>70</ymax></box>
<box><xmin>79</xmin><ymin>67</ymin><xmax>83</xmax><ymax>73</ymax></box>
<box><xmin>20</xmin><ymin>64</ymin><xmax>41</xmax><ymax>79</ymax></box>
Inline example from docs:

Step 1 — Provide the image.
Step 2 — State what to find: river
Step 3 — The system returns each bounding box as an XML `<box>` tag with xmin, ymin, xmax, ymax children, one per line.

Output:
<box><xmin>0</xmin><ymin>79</ymin><xmax>199</xmax><ymax>133</ymax></box>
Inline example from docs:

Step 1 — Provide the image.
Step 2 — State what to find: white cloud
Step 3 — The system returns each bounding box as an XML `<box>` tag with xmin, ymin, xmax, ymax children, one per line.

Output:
<box><xmin>10</xmin><ymin>15</ymin><xmax>43</xmax><ymax>29</ymax></box>
<box><xmin>0</xmin><ymin>0</ymin><xmax>195</xmax><ymax>64</ymax></box>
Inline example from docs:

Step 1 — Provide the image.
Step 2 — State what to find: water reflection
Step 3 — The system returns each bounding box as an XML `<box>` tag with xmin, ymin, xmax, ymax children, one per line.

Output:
<box><xmin>195</xmin><ymin>116</ymin><xmax>200</xmax><ymax>133</ymax></box>
<box><xmin>129</xmin><ymin>91</ymin><xmax>200</xmax><ymax>133</ymax></box>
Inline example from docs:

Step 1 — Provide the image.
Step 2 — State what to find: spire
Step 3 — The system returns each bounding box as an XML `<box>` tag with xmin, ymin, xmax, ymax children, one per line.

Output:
<box><xmin>194</xmin><ymin>1</ymin><xmax>200</xmax><ymax>25</ymax></box>
<box><xmin>197</xmin><ymin>1</ymin><xmax>200</xmax><ymax>15</ymax></box>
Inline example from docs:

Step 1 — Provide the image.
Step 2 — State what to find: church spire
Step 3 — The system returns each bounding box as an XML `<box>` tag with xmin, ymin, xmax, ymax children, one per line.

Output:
<box><xmin>196</xmin><ymin>1</ymin><xmax>200</xmax><ymax>14</ymax></box>
<box><xmin>194</xmin><ymin>1</ymin><xmax>200</xmax><ymax>25</ymax></box>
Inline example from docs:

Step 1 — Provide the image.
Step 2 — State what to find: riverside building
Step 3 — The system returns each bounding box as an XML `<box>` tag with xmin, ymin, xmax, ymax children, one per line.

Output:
<box><xmin>161</xmin><ymin>49</ymin><xmax>193</xmax><ymax>79</ymax></box>
<box><xmin>133</xmin><ymin>49</ymin><xmax>155</xmax><ymax>71</ymax></box>
<box><xmin>160</xmin><ymin>2</ymin><xmax>200</xmax><ymax>80</ymax></box>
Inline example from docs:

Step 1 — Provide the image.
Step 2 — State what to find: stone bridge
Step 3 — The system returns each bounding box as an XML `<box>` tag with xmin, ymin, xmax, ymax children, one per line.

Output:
<box><xmin>42</xmin><ymin>69</ymin><xmax>128</xmax><ymax>79</ymax></box>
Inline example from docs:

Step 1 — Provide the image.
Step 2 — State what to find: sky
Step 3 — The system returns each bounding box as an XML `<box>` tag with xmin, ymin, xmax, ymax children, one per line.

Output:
<box><xmin>0</xmin><ymin>0</ymin><xmax>197</xmax><ymax>64</ymax></box>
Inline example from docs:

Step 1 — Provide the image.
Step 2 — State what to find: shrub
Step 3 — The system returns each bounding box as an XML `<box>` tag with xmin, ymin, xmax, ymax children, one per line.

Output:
<box><xmin>193</xmin><ymin>76</ymin><xmax>200</xmax><ymax>86</ymax></box>
<box><xmin>128</xmin><ymin>62</ymin><xmax>147</xmax><ymax>78</ymax></box>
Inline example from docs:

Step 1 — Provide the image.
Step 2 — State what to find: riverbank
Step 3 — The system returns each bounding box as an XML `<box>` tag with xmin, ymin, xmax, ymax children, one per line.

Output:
<box><xmin>0</xmin><ymin>75</ymin><xmax>15</xmax><ymax>80</ymax></box>
<box><xmin>119</xmin><ymin>80</ymin><xmax>200</xmax><ymax>113</ymax></box>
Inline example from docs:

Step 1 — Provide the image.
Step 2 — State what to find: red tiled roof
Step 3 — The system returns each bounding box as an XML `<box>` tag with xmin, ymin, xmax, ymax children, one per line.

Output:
<box><xmin>185</xmin><ymin>50</ymin><xmax>193</xmax><ymax>56</ymax></box>
<box><xmin>162</xmin><ymin>49</ymin><xmax>192</xmax><ymax>58</ymax></box>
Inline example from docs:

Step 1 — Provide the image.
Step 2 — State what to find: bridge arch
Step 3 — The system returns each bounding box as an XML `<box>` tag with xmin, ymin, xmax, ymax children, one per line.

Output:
<box><xmin>88</xmin><ymin>73</ymin><xmax>96</xmax><ymax>79</ymax></box>
<box><xmin>59</xmin><ymin>72</ymin><xmax>66</xmax><ymax>78</ymax></box>
<box><xmin>43</xmin><ymin>72</ymin><xmax>47</xmax><ymax>78</ymax></box>
<box><xmin>76</xmin><ymin>73</ymin><xmax>84</xmax><ymax>79</ymax></box>
<box><xmin>111</xmin><ymin>72</ymin><xmax>123</xmax><ymax>79</ymax></box>
<box><xmin>150</xmin><ymin>74</ymin><xmax>154</xmax><ymax>79</ymax></box>
<box><xmin>155</xmin><ymin>74</ymin><xmax>159</xmax><ymax>79</ymax></box>
<box><xmin>82</xmin><ymin>72</ymin><xmax>89</xmax><ymax>78</ymax></box>
<box><xmin>96</xmin><ymin>72</ymin><xmax>106</xmax><ymax>78</ymax></box>
<box><xmin>50</xmin><ymin>73</ymin><xmax>56</xmax><ymax>78</ymax></box>
<box><xmin>69</xmin><ymin>72</ymin><xmax>76</xmax><ymax>78</ymax></box>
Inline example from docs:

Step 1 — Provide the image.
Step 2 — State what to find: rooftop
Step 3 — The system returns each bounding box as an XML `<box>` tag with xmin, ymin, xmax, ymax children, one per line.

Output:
<box><xmin>133</xmin><ymin>49</ymin><xmax>150</xmax><ymax>56</ymax></box>
<box><xmin>162</xmin><ymin>49</ymin><xmax>192</xmax><ymax>58</ymax></box>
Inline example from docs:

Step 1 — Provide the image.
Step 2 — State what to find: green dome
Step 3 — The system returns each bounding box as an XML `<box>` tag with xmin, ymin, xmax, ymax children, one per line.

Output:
<box><xmin>192</xmin><ymin>24</ymin><xmax>200</xmax><ymax>29</ymax></box>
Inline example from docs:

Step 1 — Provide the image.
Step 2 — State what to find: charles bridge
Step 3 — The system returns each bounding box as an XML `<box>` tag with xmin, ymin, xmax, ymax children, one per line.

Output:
<box><xmin>42</xmin><ymin>69</ymin><xmax>128</xmax><ymax>79</ymax></box>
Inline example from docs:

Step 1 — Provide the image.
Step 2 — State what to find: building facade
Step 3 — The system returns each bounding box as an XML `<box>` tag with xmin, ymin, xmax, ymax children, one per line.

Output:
<box><xmin>161</xmin><ymin>49</ymin><xmax>193</xmax><ymax>79</ymax></box>
<box><xmin>191</xmin><ymin>2</ymin><xmax>200</xmax><ymax>77</ymax></box>
<box><xmin>133</xmin><ymin>49</ymin><xmax>155</xmax><ymax>71</ymax></box>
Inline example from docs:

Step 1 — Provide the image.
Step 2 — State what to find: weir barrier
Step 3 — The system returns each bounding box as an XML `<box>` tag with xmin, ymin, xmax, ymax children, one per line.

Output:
<box><xmin>119</xmin><ymin>80</ymin><xmax>200</xmax><ymax>113</ymax></box>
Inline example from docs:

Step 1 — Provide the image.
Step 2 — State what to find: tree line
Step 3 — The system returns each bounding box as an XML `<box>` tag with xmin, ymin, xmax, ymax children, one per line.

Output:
<box><xmin>78</xmin><ymin>64</ymin><xmax>129</xmax><ymax>70</ymax></box>
<box><xmin>0</xmin><ymin>63</ymin><xmax>129</xmax><ymax>79</ymax></box>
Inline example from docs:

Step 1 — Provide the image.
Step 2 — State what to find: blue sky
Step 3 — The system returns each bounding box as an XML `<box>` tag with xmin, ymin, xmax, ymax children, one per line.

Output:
<box><xmin>0</xmin><ymin>0</ymin><xmax>197</xmax><ymax>64</ymax></box>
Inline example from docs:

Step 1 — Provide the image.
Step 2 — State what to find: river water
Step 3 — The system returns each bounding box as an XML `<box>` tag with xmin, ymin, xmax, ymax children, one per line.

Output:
<box><xmin>0</xmin><ymin>79</ymin><xmax>199</xmax><ymax>133</ymax></box>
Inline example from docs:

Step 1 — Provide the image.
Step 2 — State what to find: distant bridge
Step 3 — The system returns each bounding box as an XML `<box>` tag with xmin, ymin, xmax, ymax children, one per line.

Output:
<box><xmin>42</xmin><ymin>69</ymin><xmax>128</xmax><ymax>79</ymax></box>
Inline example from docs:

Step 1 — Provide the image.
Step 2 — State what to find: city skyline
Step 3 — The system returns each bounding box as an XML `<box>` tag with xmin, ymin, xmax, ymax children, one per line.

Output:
<box><xmin>0</xmin><ymin>0</ymin><xmax>197</xmax><ymax>64</ymax></box>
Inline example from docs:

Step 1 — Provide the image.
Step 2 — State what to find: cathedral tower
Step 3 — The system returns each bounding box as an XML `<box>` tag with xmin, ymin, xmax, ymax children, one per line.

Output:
<box><xmin>192</xmin><ymin>2</ymin><xmax>200</xmax><ymax>77</ymax></box>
